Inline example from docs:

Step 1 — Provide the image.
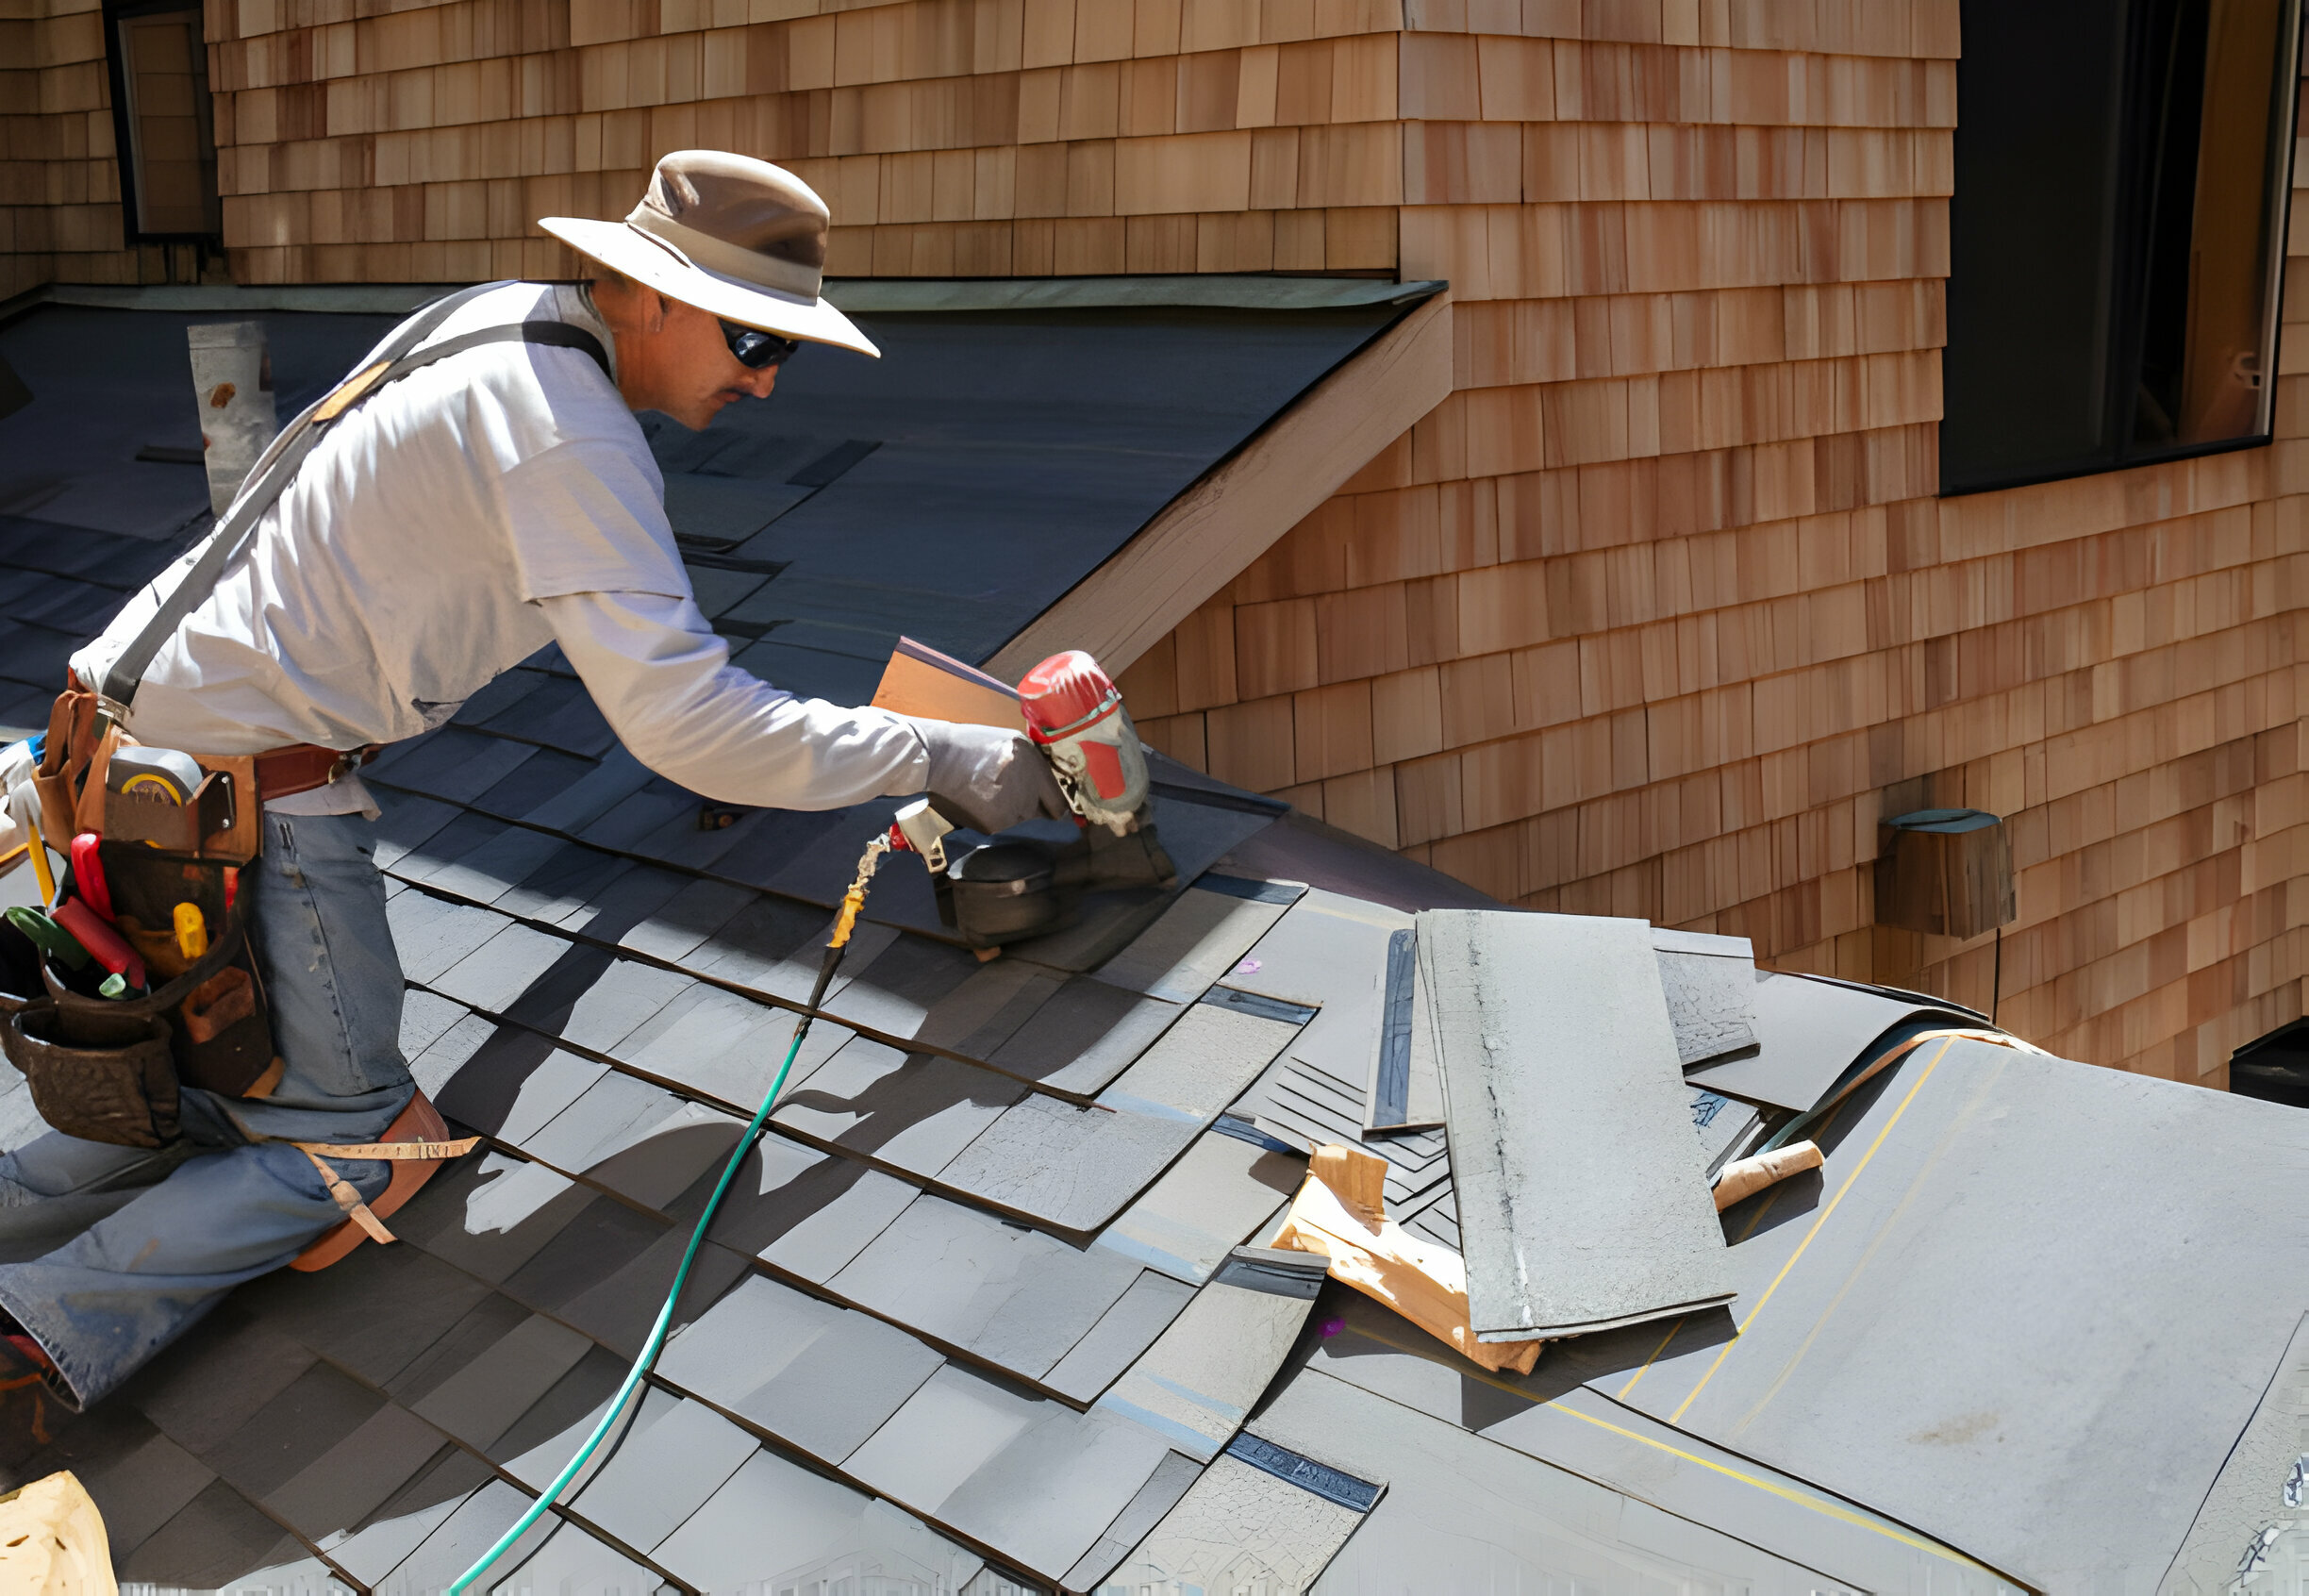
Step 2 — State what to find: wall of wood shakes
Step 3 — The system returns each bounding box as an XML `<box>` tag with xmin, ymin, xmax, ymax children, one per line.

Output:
<box><xmin>1118</xmin><ymin>11</ymin><xmax>2309</xmax><ymax>1086</ymax></box>
<box><xmin>0</xmin><ymin>0</ymin><xmax>212</xmax><ymax>295</ymax></box>
<box><xmin>10</xmin><ymin>0</ymin><xmax>2308</xmax><ymax>1082</ymax></box>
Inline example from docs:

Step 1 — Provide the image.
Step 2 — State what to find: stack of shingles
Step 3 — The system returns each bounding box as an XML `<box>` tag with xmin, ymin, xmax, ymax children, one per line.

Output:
<box><xmin>1400</xmin><ymin>911</ymin><xmax>1970</xmax><ymax>1351</ymax></box>
<box><xmin>1684</xmin><ymin>967</ymin><xmax>1986</xmax><ymax>1119</ymax></box>
<box><xmin>1224</xmin><ymin>903</ymin><xmax>1769</xmax><ymax>1255</ymax></box>
<box><xmin>1182</xmin><ymin>889</ymin><xmax>2309</xmax><ymax>1592</ymax></box>
<box><xmin>1417</xmin><ymin>911</ymin><xmax>1739</xmax><ymax>1348</ymax></box>
<box><xmin>1215</xmin><ymin>891</ymin><xmax>1455</xmax><ymax>1237</ymax></box>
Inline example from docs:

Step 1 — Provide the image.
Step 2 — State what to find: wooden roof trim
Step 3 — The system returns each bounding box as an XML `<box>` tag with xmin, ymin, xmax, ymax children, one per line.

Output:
<box><xmin>985</xmin><ymin>290</ymin><xmax>1454</xmax><ymax>680</ymax></box>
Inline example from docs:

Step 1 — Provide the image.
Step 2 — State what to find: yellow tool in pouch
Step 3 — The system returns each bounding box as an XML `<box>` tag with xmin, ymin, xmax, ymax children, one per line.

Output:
<box><xmin>173</xmin><ymin>903</ymin><xmax>207</xmax><ymax>963</ymax></box>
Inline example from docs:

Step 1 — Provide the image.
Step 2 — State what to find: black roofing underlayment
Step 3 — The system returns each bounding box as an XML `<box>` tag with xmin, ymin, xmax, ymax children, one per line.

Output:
<box><xmin>2</xmin><ymin>301</ymin><xmax>2308</xmax><ymax>1594</ymax></box>
<box><xmin>0</xmin><ymin>292</ymin><xmax>1405</xmax><ymax>716</ymax></box>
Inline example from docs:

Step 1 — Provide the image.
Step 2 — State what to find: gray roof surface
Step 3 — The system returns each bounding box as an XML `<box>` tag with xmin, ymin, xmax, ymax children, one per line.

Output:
<box><xmin>0</xmin><ymin>291</ymin><xmax>1404</xmax><ymax>723</ymax></box>
<box><xmin>2</xmin><ymin>298</ymin><xmax>2306</xmax><ymax>1595</ymax></box>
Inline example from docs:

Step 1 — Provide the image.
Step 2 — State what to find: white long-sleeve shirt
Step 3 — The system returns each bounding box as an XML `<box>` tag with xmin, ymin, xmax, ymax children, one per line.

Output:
<box><xmin>69</xmin><ymin>282</ymin><xmax>930</xmax><ymax>816</ymax></box>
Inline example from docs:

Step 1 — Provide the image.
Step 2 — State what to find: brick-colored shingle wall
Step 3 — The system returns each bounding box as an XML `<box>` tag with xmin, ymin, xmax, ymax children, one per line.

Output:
<box><xmin>206</xmin><ymin>0</ymin><xmax>1416</xmax><ymax>281</ymax></box>
<box><xmin>1121</xmin><ymin>5</ymin><xmax>2309</xmax><ymax>1083</ymax></box>
<box><xmin>20</xmin><ymin>0</ymin><xmax>2308</xmax><ymax>1081</ymax></box>
<box><xmin>2</xmin><ymin>0</ymin><xmax>220</xmax><ymax>293</ymax></box>
<box><xmin>4</xmin><ymin>0</ymin><xmax>115</xmax><ymax>294</ymax></box>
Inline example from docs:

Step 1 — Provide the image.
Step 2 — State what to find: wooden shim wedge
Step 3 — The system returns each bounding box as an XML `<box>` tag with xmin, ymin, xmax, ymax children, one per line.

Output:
<box><xmin>985</xmin><ymin>291</ymin><xmax>1454</xmax><ymax>680</ymax></box>
<box><xmin>870</xmin><ymin>636</ymin><xmax>1023</xmax><ymax>730</ymax></box>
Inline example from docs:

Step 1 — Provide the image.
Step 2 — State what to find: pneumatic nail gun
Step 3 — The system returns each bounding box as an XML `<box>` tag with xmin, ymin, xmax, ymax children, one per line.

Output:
<box><xmin>888</xmin><ymin>650</ymin><xmax>1177</xmax><ymax>947</ymax></box>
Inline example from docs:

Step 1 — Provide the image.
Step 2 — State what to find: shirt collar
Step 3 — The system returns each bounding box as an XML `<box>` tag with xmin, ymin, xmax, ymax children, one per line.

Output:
<box><xmin>558</xmin><ymin>282</ymin><xmax>619</xmax><ymax>384</ymax></box>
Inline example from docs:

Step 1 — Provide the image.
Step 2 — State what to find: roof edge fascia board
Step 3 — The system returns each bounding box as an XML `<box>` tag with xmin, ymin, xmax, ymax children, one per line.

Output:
<box><xmin>986</xmin><ymin>288</ymin><xmax>1454</xmax><ymax>680</ymax></box>
<box><xmin>0</xmin><ymin>275</ymin><xmax>1445</xmax><ymax>324</ymax></box>
<box><xmin>824</xmin><ymin>275</ymin><xmax>1445</xmax><ymax>313</ymax></box>
<box><xmin>0</xmin><ymin>282</ymin><xmax>452</xmax><ymax>320</ymax></box>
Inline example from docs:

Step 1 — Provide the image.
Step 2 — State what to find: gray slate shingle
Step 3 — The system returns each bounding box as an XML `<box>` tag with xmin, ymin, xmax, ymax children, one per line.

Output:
<box><xmin>1420</xmin><ymin>909</ymin><xmax>1736</xmax><ymax>1341</ymax></box>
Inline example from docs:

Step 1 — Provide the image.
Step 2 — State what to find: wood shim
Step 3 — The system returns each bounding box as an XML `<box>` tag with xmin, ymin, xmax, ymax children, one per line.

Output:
<box><xmin>869</xmin><ymin>637</ymin><xmax>1022</xmax><ymax>731</ymax></box>
<box><xmin>1419</xmin><ymin>910</ymin><xmax>1736</xmax><ymax>1342</ymax></box>
<box><xmin>1268</xmin><ymin>1143</ymin><xmax>1540</xmax><ymax>1376</ymax></box>
<box><xmin>986</xmin><ymin>291</ymin><xmax>1454</xmax><ymax>680</ymax></box>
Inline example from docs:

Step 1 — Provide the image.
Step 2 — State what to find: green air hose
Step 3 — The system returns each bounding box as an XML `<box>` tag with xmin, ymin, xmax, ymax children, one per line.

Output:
<box><xmin>448</xmin><ymin>838</ymin><xmax>891</xmax><ymax>1594</ymax></box>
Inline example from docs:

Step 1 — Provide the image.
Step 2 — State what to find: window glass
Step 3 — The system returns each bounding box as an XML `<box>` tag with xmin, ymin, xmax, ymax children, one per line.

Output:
<box><xmin>115</xmin><ymin>8</ymin><xmax>221</xmax><ymax>238</ymax></box>
<box><xmin>2132</xmin><ymin>0</ymin><xmax>2290</xmax><ymax>448</ymax></box>
<box><xmin>1942</xmin><ymin>0</ymin><xmax>2301</xmax><ymax>494</ymax></box>
<box><xmin>1942</xmin><ymin>3</ymin><xmax>2133</xmax><ymax>488</ymax></box>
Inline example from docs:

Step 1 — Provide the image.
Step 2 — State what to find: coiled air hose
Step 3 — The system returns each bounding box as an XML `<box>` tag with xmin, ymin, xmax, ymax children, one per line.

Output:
<box><xmin>448</xmin><ymin>834</ymin><xmax>893</xmax><ymax>1593</ymax></box>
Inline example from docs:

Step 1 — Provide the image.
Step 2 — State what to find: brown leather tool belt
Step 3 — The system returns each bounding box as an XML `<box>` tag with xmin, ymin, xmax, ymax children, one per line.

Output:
<box><xmin>64</xmin><ymin>672</ymin><xmax>377</xmax><ymax>806</ymax></box>
<box><xmin>253</xmin><ymin>741</ymin><xmax>381</xmax><ymax>802</ymax></box>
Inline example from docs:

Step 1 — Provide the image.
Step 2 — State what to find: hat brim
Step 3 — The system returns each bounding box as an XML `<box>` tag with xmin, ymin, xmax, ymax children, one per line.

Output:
<box><xmin>540</xmin><ymin>216</ymin><xmax>879</xmax><ymax>358</ymax></box>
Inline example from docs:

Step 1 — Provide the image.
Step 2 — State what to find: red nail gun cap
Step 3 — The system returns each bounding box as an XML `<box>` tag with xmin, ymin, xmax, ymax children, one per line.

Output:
<box><xmin>1018</xmin><ymin>650</ymin><xmax>1120</xmax><ymax>739</ymax></box>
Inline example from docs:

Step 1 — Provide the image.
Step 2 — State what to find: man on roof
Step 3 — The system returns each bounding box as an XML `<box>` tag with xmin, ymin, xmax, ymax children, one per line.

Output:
<box><xmin>0</xmin><ymin>151</ymin><xmax>1065</xmax><ymax>1443</ymax></box>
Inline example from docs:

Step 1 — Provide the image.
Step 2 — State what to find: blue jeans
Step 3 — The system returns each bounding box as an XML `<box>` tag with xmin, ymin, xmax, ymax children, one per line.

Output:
<box><xmin>0</xmin><ymin>811</ymin><xmax>410</xmax><ymax>1408</ymax></box>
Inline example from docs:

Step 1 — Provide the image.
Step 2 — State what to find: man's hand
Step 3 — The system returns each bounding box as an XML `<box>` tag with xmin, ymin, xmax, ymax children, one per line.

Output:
<box><xmin>910</xmin><ymin>720</ymin><xmax>1072</xmax><ymax>836</ymax></box>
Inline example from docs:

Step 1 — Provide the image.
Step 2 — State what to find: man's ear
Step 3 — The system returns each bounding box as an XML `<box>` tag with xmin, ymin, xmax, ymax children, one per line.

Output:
<box><xmin>590</xmin><ymin>272</ymin><xmax>663</xmax><ymax>334</ymax></box>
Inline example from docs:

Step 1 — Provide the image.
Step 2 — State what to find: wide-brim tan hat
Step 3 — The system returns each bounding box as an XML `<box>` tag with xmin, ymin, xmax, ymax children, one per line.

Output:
<box><xmin>542</xmin><ymin>151</ymin><xmax>878</xmax><ymax>358</ymax></box>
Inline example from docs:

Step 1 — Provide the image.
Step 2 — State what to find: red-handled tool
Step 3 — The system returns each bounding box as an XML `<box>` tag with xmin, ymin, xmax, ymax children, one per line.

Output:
<box><xmin>1017</xmin><ymin>650</ymin><xmax>1152</xmax><ymax>836</ymax></box>
<box><xmin>52</xmin><ymin>898</ymin><xmax>146</xmax><ymax>990</ymax></box>
<box><xmin>69</xmin><ymin>833</ymin><xmax>112</xmax><ymax>922</ymax></box>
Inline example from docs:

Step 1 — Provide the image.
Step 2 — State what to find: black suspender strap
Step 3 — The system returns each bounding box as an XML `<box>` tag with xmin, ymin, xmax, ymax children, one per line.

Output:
<box><xmin>97</xmin><ymin>288</ymin><xmax>613</xmax><ymax>717</ymax></box>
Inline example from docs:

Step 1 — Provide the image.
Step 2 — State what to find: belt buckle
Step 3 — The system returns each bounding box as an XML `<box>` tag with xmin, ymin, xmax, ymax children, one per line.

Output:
<box><xmin>325</xmin><ymin>750</ymin><xmax>356</xmax><ymax>785</ymax></box>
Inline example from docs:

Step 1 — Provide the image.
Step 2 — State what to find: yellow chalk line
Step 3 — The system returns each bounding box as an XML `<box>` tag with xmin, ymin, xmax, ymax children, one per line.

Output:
<box><xmin>1668</xmin><ymin>1037</ymin><xmax>1956</xmax><ymax>1426</ymax></box>
<box><xmin>1541</xmin><ymin>1395</ymin><xmax>1999</xmax><ymax>1571</ymax></box>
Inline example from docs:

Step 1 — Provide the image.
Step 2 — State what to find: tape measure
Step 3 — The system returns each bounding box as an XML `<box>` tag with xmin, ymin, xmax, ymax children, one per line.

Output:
<box><xmin>106</xmin><ymin>747</ymin><xmax>205</xmax><ymax>806</ymax></box>
<box><xmin>106</xmin><ymin>747</ymin><xmax>210</xmax><ymax>846</ymax></box>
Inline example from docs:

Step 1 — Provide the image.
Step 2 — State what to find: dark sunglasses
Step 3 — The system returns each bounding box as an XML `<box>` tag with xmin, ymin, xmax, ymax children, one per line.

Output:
<box><xmin>719</xmin><ymin>320</ymin><xmax>802</xmax><ymax>370</ymax></box>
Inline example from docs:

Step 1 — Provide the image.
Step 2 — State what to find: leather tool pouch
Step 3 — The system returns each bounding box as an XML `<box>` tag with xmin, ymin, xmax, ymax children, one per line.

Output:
<box><xmin>90</xmin><ymin>861</ymin><xmax>279</xmax><ymax>1099</ymax></box>
<box><xmin>0</xmin><ymin>874</ymin><xmax>280</xmax><ymax>1147</ymax></box>
<box><xmin>5</xmin><ymin>1005</ymin><xmax>180</xmax><ymax>1149</ymax></box>
<box><xmin>77</xmin><ymin>723</ymin><xmax>258</xmax><ymax>866</ymax></box>
<box><xmin>30</xmin><ymin>683</ymin><xmax>97</xmax><ymax>855</ymax></box>
<box><xmin>1</xmin><ymin>291</ymin><xmax>606</xmax><ymax>1151</ymax></box>
<box><xmin>6</xmin><ymin>680</ymin><xmax>278</xmax><ymax>1144</ymax></box>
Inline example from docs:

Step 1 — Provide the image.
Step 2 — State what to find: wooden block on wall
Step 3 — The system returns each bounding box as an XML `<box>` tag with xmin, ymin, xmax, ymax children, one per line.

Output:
<box><xmin>1112</xmin><ymin>127</ymin><xmax>1252</xmax><ymax>213</ymax></box>
<box><xmin>1123</xmin><ymin>210</ymin><xmax>1195</xmax><ymax>269</ymax></box>
<box><xmin>1235</xmin><ymin>594</ymin><xmax>1320</xmax><ymax>699</ymax></box>
<box><xmin>1399</xmin><ymin>31</ymin><xmax>1477</xmax><ymax>120</ymax></box>
<box><xmin>1272</xmin><ymin>204</ymin><xmax>1324</xmax><ymax>268</ymax></box>
<box><xmin>1296</xmin><ymin>121</ymin><xmax>1401</xmax><ymax>208</ymax></box>
<box><xmin>1393</xmin><ymin>748</ymin><xmax>1465</xmax><ymax>847</ymax></box>
<box><xmin>1138</xmin><ymin>709</ymin><xmax>1208</xmax><ymax>771</ymax></box>
<box><xmin>1321</xmin><ymin>765</ymin><xmax>1400</xmax><ymax>848</ymax></box>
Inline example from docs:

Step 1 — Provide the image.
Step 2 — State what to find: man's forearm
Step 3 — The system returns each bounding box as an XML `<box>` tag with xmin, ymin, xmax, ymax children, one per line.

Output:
<box><xmin>539</xmin><ymin>589</ymin><xmax>930</xmax><ymax>809</ymax></box>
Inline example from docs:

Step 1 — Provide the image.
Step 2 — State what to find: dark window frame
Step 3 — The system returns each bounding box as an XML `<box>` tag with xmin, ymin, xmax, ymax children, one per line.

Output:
<box><xmin>103</xmin><ymin>0</ymin><xmax>224</xmax><ymax>244</ymax></box>
<box><xmin>1941</xmin><ymin>0</ymin><xmax>2307</xmax><ymax>497</ymax></box>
